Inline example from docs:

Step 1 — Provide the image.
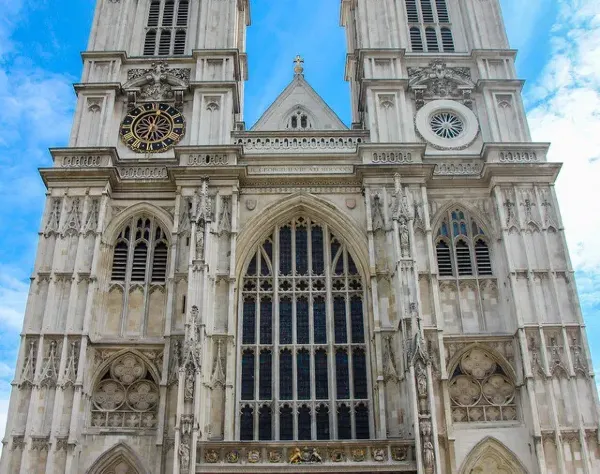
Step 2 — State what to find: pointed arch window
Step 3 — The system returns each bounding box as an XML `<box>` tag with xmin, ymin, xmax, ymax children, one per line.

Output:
<box><xmin>143</xmin><ymin>0</ymin><xmax>190</xmax><ymax>56</ymax></box>
<box><xmin>434</xmin><ymin>208</ymin><xmax>493</xmax><ymax>278</ymax></box>
<box><xmin>238</xmin><ymin>217</ymin><xmax>371</xmax><ymax>440</ymax></box>
<box><xmin>285</xmin><ymin>108</ymin><xmax>313</xmax><ymax>130</ymax></box>
<box><xmin>405</xmin><ymin>0</ymin><xmax>455</xmax><ymax>52</ymax></box>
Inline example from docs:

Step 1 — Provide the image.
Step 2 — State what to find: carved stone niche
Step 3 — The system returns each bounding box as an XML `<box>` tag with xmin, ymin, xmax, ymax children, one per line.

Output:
<box><xmin>407</xmin><ymin>60</ymin><xmax>475</xmax><ymax>110</ymax></box>
<box><xmin>123</xmin><ymin>62</ymin><xmax>191</xmax><ymax>110</ymax></box>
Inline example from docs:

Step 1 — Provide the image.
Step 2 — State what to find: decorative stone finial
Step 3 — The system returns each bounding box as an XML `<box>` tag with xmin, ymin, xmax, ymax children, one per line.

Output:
<box><xmin>293</xmin><ymin>55</ymin><xmax>304</xmax><ymax>75</ymax></box>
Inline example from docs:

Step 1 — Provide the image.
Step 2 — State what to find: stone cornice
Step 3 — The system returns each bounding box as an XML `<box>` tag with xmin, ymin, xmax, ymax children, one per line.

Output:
<box><xmin>476</xmin><ymin>79</ymin><xmax>525</xmax><ymax>90</ymax></box>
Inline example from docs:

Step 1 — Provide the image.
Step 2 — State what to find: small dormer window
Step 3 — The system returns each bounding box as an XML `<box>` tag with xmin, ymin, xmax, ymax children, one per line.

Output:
<box><xmin>286</xmin><ymin>109</ymin><xmax>312</xmax><ymax>130</ymax></box>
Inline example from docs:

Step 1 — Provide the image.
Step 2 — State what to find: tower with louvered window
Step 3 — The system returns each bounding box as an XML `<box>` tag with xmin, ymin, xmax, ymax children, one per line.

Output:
<box><xmin>1</xmin><ymin>1</ymin><xmax>599</xmax><ymax>473</ymax></box>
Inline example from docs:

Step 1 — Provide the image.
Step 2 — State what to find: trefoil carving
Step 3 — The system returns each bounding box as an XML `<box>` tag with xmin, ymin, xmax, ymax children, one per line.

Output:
<box><xmin>44</xmin><ymin>199</ymin><xmax>62</xmax><ymax>237</ymax></box>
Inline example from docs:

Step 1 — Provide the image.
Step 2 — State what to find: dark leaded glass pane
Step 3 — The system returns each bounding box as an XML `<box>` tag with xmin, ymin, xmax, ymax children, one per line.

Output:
<box><xmin>296</xmin><ymin>225</ymin><xmax>308</xmax><ymax>275</ymax></box>
<box><xmin>315</xmin><ymin>349</ymin><xmax>329</xmax><ymax>399</ymax></box>
<box><xmin>336</xmin><ymin>350</ymin><xmax>350</xmax><ymax>399</ymax></box>
<box><xmin>241</xmin><ymin>351</ymin><xmax>255</xmax><ymax>400</ymax></box>
<box><xmin>335</xmin><ymin>253</ymin><xmax>345</xmax><ymax>275</ymax></box>
<box><xmin>316</xmin><ymin>404</ymin><xmax>330</xmax><ymax>440</ymax></box>
<box><xmin>280</xmin><ymin>226</ymin><xmax>292</xmax><ymax>275</ymax></box>
<box><xmin>338</xmin><ymin>404</ymin><xmax>351</xmax><ymax>440</ymax></box>
<box><xmin>313</xmin><ymin>297</ymin><xmax>327</xmax><ymax>344</ymax></box>
<box><xmin>260</xmin><ymin>297</ymin><xmax>272</xmax><ymax>344</ymax></box>
<box><xmin>353</xmin><ymin>348</ymin><xmax>368</xmax><ymax>399</ymax></box>
<box><xmin>280</xmin><ymin>405</ymin><xmax>293</xmax><ymax>440</ymax></box>
<box><xmin>355</xmin><ymin>403</ymin><xmax>370</xmax><ymax>439</ymax></box>
<box><xmin>263</xmin><ymin>239</ymin><xmax>273</xmax><ymax>262</ymax></box>
<box><xmin>279</xmin><ymin>297</ymin><xmax>292</xmax><ymax>344</ymax></box>
<box><xmin>242</xmin><ymin>298</ymin><xmax>256</xmax><ymax>344</ymax></box>
<box><xmin>334</xmin><ymin>296</ymin><xmax>347</xmax><ymax>344</ymax></box>
<box><xmin>279</xmin><ymin>350</ymin><xmax>293</xmax><ymax>400</ymax></box>
<box><xmin>350</xmin><ymin>296</ymin><xmax>365</xmax><ymax>343</ymax></box>
<box><xmin>259</xmin><ymin>405</ymin><xmax>272</xmax><ymax>440</ymax></box>
<box><xmin>311</xmin><ymin>225</ymin><xmax>324</xmax><ymax>274</ymax></box>
<box><xmin>297</xmin><ymin>350</ymin><xmax>311</xmax><ymax>400</ymax></box>
<box><xmin>298</xmin><ymin>405</ymin><xmax>311</xmax><ymax>440</ymax></box>
<box><xmin>296</xmin><ymin>297</ymin><xmax>309</xmax><ymax>344</ymax></box>
<box><xmin>240</xmin><ymin>405</ymin><xmax>254</xmax><ymax>440</ymax></box>
<box><xmin>331</xmin><ymin>238</ymin><xmax>340</xmax><ymax>265</ymax></box>
<box><xmin>260</xmin><ymin>251</ymin><xmax>271</xmax><ymax>276</ymax></box>
<box><xmin>246</xmin><ymin>254</ymin><xmax>257</xmax><ymax>276</ymax></box>
<box><xmin>348</xmin><ymin>253</ymin><xmax>358</xmax><ymax>275</ymax></box>
<box><xmin>259</xmin><ymin>350</ymin><xmax>272</xmax><ymax>400</ymax></box>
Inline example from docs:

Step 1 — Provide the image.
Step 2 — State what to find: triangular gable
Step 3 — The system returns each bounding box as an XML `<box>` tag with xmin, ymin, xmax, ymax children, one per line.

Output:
<box><xmin>251</xmin><ymin>74</ymin><xmax>347</xmax><ymax>131</ymax></box>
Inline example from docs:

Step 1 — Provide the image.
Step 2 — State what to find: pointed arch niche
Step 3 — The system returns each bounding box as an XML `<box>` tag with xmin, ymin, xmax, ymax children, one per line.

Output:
<box><xmin>235</xmin><ymin>195</ymin><xmax>373</xmax><ymax>441</ymax></box>
<box><xmin>87</xmin><ymin>442</ymin><xmax>147</xmax><ymax>474</ymax></box>
<box><xmin>433</xmin><ymin>205</ymin><xmax>500</xmax><ymax>333</ymax></box>
<box><xmin>460</xmin><ymin>437</ymin><xmax>527</xmax><ymax>474</ymax></box>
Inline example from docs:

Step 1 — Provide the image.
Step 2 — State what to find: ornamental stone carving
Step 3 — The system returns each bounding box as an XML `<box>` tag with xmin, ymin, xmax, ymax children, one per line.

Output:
<box><xmin>408</xmin><ymin>60</ymin><xmax>475</xmax><ymax>109</ymax></box>
<box><xmin>449</xmin><ymin>347</ymin><xmax>517</xmax><ymax>423</ymax></box>
<box><xmin>90</xmin><ymin>353</ymin><xmax>159</xmax><ymax>429</ymax></box>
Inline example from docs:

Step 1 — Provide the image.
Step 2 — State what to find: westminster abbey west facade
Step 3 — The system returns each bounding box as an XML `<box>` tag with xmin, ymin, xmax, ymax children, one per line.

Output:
<box><xmin>2</xmin><ymin>0</ymin><xmax>600</xmax><ymax>473</ymax></box>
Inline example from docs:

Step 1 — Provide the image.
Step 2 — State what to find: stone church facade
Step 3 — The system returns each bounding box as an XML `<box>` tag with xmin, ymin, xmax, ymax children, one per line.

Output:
<box><xmin>1</xmin><ymin>0</ymin><xmax>599</xmax><ymax>473</ymax></box>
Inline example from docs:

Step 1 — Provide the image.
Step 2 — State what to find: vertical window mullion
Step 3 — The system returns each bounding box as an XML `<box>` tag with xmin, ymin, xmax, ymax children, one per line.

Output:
<box><xmin>273</xmin><ymin>230</ymin><xmax>280</xmax><ymax>439</ymax></box>
<box><xmin>323</xmin><ymin>225</ymin><xmax>337</xmax><ymax>439</ymax></box>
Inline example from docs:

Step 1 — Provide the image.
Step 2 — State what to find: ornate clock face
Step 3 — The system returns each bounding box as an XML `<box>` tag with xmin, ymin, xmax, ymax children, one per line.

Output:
<box><xmin>119</xmin><ymin>103</ymin><xmax>185</xmax><ymax>153</ymax></box>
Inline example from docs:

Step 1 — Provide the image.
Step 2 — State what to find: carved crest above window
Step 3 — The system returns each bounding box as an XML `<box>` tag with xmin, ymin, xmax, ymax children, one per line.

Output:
<box><xmin>124</xmin><ymin>62</ymin><xmax>190</xmax><ymax>109</ymax></box>
<box><xmin>408</xmin><ymin>60</ymin><xmax>475</xmax><ymax>109</ymax></box>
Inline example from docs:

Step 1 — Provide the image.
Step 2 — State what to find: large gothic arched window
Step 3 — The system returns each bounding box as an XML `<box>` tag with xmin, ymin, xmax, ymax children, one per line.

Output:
<box><xmin>435</xmin><ymin>208</ymin><xmax>492</xmax><ymax>278</ymax></box>
<box><xmin>144</xmin><ymin>0</ymin><xmax>189</xmax><ymax>56</ymax></box>
<box><xmin>238</xmin><ymin>217</ymin><xmax>371</xmax><ymax>441</ymax></box>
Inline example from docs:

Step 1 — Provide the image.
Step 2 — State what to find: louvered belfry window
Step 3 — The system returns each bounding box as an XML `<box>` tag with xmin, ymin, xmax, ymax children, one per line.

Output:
<box><xmin>144</xmin><ymin>0</ymin><xmax>189</xmax><ymax>56</ymax></box>
<box><xmin>406</xmin><ymin>0</ymin><xmax>455</xmax><ymax>52</ymax></box>
<box><xmin>239</xmin><ymin>217</ymin><xmax>371</xmax><ymax>441</ymax></box>
<box><xmin>110</xmin><ymin>216</ymin><xmax>169</xmax><ymax>286</ymax></box>
<box><xmin>435</xmin><ymin>209</ymin><xmax>492</xmax><ymax>277</ymax></box>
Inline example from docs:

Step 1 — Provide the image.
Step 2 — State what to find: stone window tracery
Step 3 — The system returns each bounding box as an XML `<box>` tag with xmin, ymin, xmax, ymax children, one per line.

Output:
<box><xmin>435</xmin><ymin>208</ymin><xmax>492</xmax><ymax>278</ymax></box>
<box><xmin>238</xmin><ymin>217</ymin><xmax>371</xmax><ymax>441</ymax></box>
<box><xmin>144</xmin><ymin>0</ymin><xmax>189</xmax><ymax>56</ymax></box>
<box><xmin>285</xmin><ymin>109</ymin><xmax>313</xmax><ymax>130</ymax></box>
<box><xmin>90</xmin><ymin>353</ymin><xmax>159</xmax><ymax>430</ymax></box>
<box><xmin>406</xmin><ymin>0</ymin><xmax>454</xmax><ymax>52</ymax></box>
<box><xmin>448</xmin><ymin>348</ymin><xmax>517</xmax><ymax>423</ymax></box>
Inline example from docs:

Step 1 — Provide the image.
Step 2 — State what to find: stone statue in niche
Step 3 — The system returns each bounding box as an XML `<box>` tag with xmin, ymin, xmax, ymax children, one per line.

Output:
<box><xmin>195</xmin><ymin>224</ymin><xmax>205</xmax><ymax>261</ymax></box>
<box><xmin>179</xmin><ymin>437</ymin><xmax>190</xmax><ymax>471</ymax></box>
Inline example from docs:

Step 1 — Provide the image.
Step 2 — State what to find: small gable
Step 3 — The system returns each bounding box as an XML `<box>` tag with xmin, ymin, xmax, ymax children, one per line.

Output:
<box><xmin>252</xmin><ymin>71</ymin><xmax>347</xmax><ymax>131</ymax></box>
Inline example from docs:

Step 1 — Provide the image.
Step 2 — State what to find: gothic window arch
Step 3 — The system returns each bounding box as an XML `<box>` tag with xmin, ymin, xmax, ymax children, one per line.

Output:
<box><xmin>108</xmin><ymin>215</ymin><xmax>169</xmax><ymax>336</ymax></box>
<box><xmin>238</xmin><ymin>217</ymin><xmax>372</xmax><ymax>441</ymax></box>
<box><xmin>448</xmin><ymin>347</ymin><xmax>518</xmax><ymax>423</ymax></box>
<box><xmin>435</xmin><ymin>208</ymin><xmax>492</xmax><ymax>278</ymax></box>
<box><xmin>143</xmin><ymin>0</ymin><xmax>189</xmax><ymax>56</ymax></box>
<box><xmin>405</xmin><ymin>0</ymin><xmax>455</xmax><ymax>52</ymax></box>
<box><xmin>285</xmin><ymin>108</ymin><xmax>314</xmax><ymax>130</ymax></box>
<box><xmin>90</xmin><ymin>353</ymin><xmax>160</xmax><ymax>430</ymax></box>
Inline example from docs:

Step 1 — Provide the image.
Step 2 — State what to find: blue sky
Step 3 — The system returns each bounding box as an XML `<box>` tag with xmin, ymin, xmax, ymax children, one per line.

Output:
<box><xmin>0</xmin><ymin>0</ymin><xmax>599</xmax><ymax>443</ymax></box>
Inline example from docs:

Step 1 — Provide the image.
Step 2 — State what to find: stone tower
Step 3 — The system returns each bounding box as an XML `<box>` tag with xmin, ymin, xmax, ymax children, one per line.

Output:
<box><xmin>1</xmin><ymin>1</ymin><xmax>599</xmax><ymax>473</ymax></box>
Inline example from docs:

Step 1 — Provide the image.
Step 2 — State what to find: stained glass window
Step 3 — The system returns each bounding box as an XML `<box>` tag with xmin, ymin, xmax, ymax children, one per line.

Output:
<box><xmin>259</xmin><ymin>405</ymin><xmax>272</xmax><ymax>440</ymax></box>
<box><xmin>355</xmin><ymin>403</ymin><xmax>370</xmax><ymax>439</ymax></box>
<box><xmin>239</xmin><ymin>217</ymin><xmax>370</xmax><ymax>440</ymax></box>
<box><xmin>279</xmin><ymin>349</ymin><xmax>293</xmax><ymax>400</ymax></box>
<box><xmin>296</xmin><ymin>297</ymin><xmax>309</xmax><ymax>344</ymax></box>
<box><xmin>280</xmin><ymin>404</ymin><xmax>293</xmax><ymax>440</ymax></box>
<box><xmin>240</xmin><ymin>405</ymin><xmax>254</xmax><ymax>440</ymax></box>
<box><xmin>316</xmin><ymin>404</ymin><xmax>330</xmax><ymax>440</ymax></box>
<box><xmin>315</xmin><ymin>349</ymin><xmax>329</xmax><ymax>399</ymax></box>
<box><xmin>297</xmin><ymin>349</ymin><xmax>311</xmax><ymax>400</ymax></box>
<box><xmin>298</xmin><ymin>405</ymin><xmax>311</xmax><ymax>440</ymax></box>
<box><xmin>338</xmin><ymin>404</ymin><xmax>352</xmax><ymax>440</ymax></box>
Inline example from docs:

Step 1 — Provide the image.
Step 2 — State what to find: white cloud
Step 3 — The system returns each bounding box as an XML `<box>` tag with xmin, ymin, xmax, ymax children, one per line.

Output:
<box><xmin>0</xmin><ymin>267</ymin><xmax>29</xmax><ymax>331</ymax></box>
<box><xmin>526</xmin><ymin>0</ymin><xmax>600</xmax><ymax>273</ymax></box>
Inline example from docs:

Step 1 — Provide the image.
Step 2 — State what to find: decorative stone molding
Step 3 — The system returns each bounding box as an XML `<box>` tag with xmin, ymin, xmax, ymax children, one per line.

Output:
<box><xmin>60</xmin><ymin>155</ymin><xmax>107</xmax><ymax>168</ymax></box>
<box><xmin>117</xmin><ymin>166</ymin><xmax>169</xmax><ymax>180</ymax></box>
<box><xmin>408</xmin><ymin>60</ymin><xmax>475</xmax><ymax>109</ymax></box>
<box><xmin>371</xmin><ymin>151</ymin><xmax>413</xmax><ymax>164</ymax></box>
<box><xmin>195</xmin><ymin>442</ymin><xmax>414</xmax><ymax>466</ymax></box>
<box><xmin>31</xmin><ymin>436</ymin><xmax>51</xmax><ymax>451</ymax></box>
<box><xmin>186</xmin><ymin>154</ymin><xmax>229</xmax><ymax>166</ymax></box>
<box><xmin>433</xmin><ymin>161</ymin><xmax>482</xmax><ymax>176</ymax></box>
<box><xmin>11</xmin><ymin>436</ymin><xmax>25</xmax><ymax>450</ymax></box>
<box><xmin>125</xmin><ymin>62</ymin><xmax>190</xmax><ymax>107</ymax></box>
<box><xmin>247</xmin><ymin>165</ymin><xmax>354</xmax><ymax>175</ymax></box>
<box><xmin>235</xmin><ymin>133</ymin><xmax>366</xmax><ymax>154</ymax></box>
<box><xmin>482</xmin><ymin>143</ymin><xmax>549</xmax><ymax>163</ymax></box>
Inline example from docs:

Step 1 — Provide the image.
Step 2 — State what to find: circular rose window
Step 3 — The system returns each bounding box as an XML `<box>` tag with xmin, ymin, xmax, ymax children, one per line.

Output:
<box><xmin>430</xmin><ymin>112</ymin><xmax>464</xmax><ymax>139</ymax></box>
<box><xmin>415</xmin><ymin>99</ymin><xmax>479</xmax><ymax>150</ymax></box>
